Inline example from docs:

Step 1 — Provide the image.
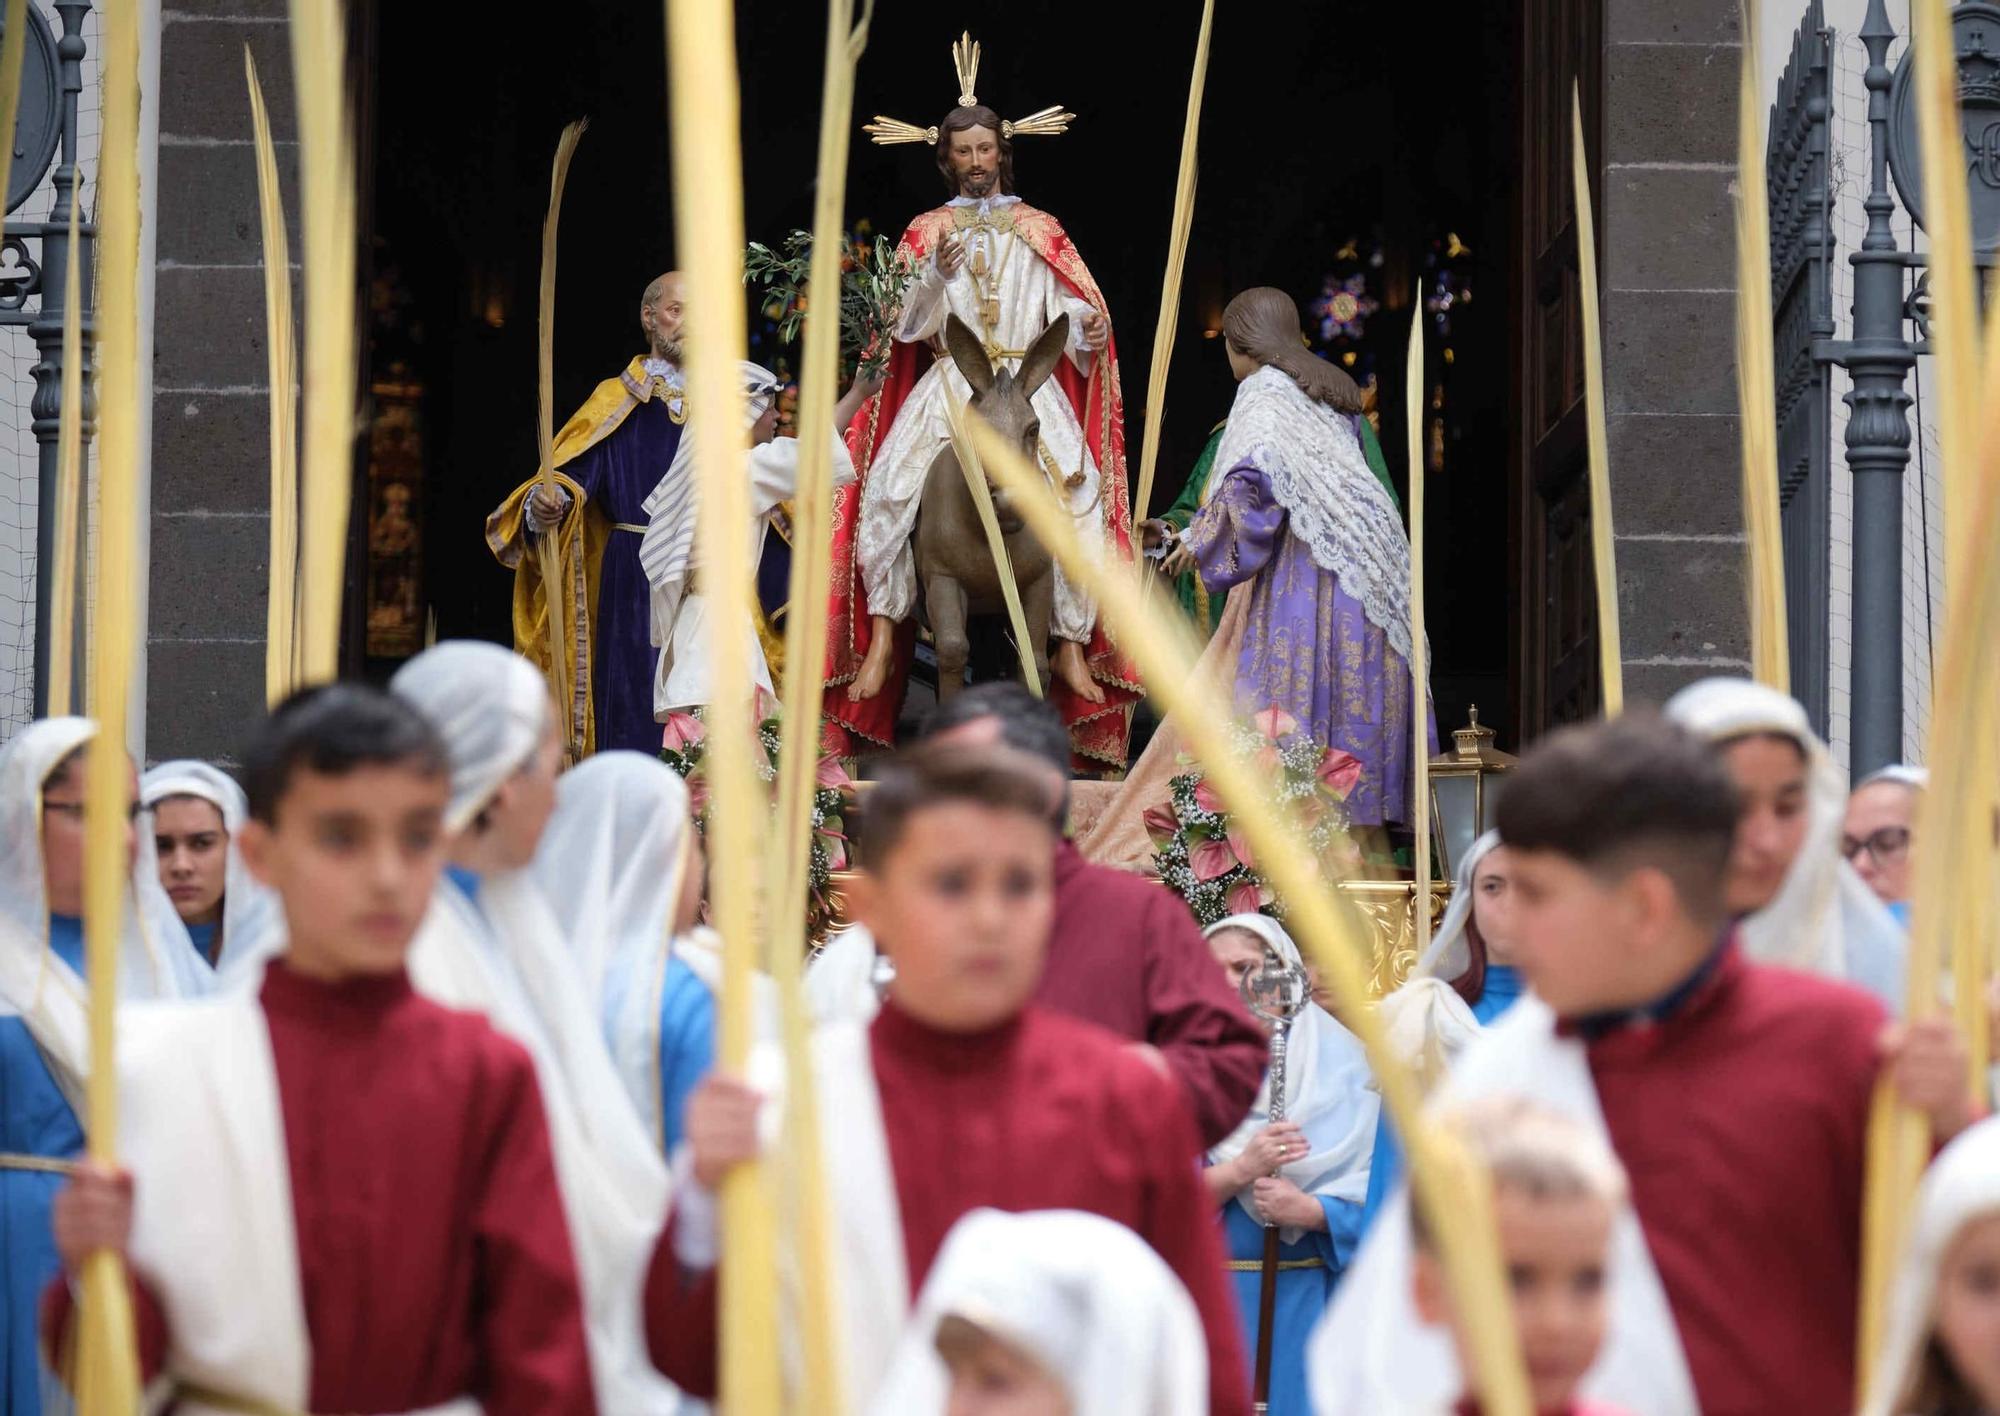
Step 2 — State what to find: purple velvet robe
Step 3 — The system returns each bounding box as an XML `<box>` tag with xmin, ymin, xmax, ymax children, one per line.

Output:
<box><xmin>563</xmin><ymin>398</ymin><xmax>684</xmax><ymax>754</ymax></box>
<box><xmin>1182</xmin><ymin>458</ymin><xmax>1434</xmax><ymax>828</ymax></box>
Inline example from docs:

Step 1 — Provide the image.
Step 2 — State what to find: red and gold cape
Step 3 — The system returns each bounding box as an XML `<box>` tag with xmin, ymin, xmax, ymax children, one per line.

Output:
<box><xmin>820</xmin><ymin>203</ymin><xmax>1140</xmax><ymax>768</ymax></box>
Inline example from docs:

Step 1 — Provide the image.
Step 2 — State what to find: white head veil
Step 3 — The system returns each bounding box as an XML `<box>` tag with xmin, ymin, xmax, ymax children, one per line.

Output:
<box><xmin>0</xmin><ymin>719</ymin><xmax>210</xmax><ymax>1098</ymax></box>
<box><xmin>533</xmin><ymin>751</ymin><xmax>697</xmax><ymax>1144</ymax></box>
<box><xmin>1203</xmin><ymin>913</ymin><xmax>1379</xmax><ymax>1242</ymax></box>
<box><xmin>1376</xmin><ymin>830</ymin><xmax>1500</xmax><ymax>1085</ymax></box>
<box><xmin>140</xmin><ymin>760</ymin><xmax>281</xmax><ymax>977</ymax></box>
<box><xmin>1859</xmin><ymin>763</ymin><xmax>1929</xmax><ymax>792</ymax></box>
<box><xmin>389</xmin><ymin>641</ymin><xmax>550</xmax><ymax>834</ymax></box>
<box><xmin>1664</xmin><ymin>677</ymin><xmax>1905</xmax><ymax>1009</ymax></box>
<box><xmin>395</xmin><ymin>651</ymin><xmax>675</xmax><ymax>1410</ymax></box>
<box><xmin>1861</xmin><ymin>1116</ymin><xmax>2000</xmax><ymax>1416</ymax></box>
<box><xmin>868</xmin><ymin>1208</ymin><xmax>1208</xmax><ymax>1416</ymax></box>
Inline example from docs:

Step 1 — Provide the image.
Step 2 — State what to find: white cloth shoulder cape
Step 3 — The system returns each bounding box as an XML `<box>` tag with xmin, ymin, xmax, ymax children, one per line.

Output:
<box><xmin>408</xmin><ymin>874</ymin><xmax>681</xmax><ymax>1413</ymax></box>
<box><xmin>1308</xmin><ymin>996</ymin><xmax>1699</xmax><ymax>1416</ymax></box>
<box><xmin>118</xmin><ymin>985</ymin><xmax>477</xmax><ymax>1416</ymax></box>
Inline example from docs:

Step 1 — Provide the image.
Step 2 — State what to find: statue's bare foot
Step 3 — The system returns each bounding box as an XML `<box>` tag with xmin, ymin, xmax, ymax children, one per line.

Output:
<box><xmin>848</xmin><ymin>643</ymin><xmax>892</xmax><ymax>702</ymax></box>
<box><xmin>1053</xmin><ymin>640</ymin><xmax>1105</xmax><ymax>704</ymax></box>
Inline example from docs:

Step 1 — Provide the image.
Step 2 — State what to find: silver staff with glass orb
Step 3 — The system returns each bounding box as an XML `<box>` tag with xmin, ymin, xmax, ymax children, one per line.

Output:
<box><xmin>1240</xmin><ymin>941</ymin><xmax>1309</xmax><ymax>1415</ymax></box>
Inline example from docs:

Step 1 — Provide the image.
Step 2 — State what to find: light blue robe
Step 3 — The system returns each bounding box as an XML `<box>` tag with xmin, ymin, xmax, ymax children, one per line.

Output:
<box><xmin>2</xmin><ymin>915</ymin><xmax>84</xmax><ymax>1413</ymax></box>
<box><xmin>1222</xmin><ymin>1192</ymin><xmax>1365</xmax><ymax>1414</ymax></box>
<box><xmin>599</xmin><ymin>950</ymin><xmax>714</xmax><ymax>1156</ymax></box>
<box><xmin>650</xmin><ymin>960</ymin><xmax>714</xmax><ymax>1157</ymax></box>
<box><xmin>1359</xmin><ymin>963</ymin><xmax>1527</xmax><ymax>1234</ymax></box>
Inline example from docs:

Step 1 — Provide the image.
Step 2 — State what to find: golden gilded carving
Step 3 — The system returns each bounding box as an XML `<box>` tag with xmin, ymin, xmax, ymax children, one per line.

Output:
<box><xmin>816</xmin><ymin>869</ymin><xmax>1450</xmax><ymax>1000</ymax></box>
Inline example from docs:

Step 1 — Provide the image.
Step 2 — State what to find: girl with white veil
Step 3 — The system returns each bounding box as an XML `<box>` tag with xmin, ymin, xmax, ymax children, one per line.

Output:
<box><xmin>1360</xmin><ymin>830</ymin><xmax>1528</xmax><ymax>1231</ymax></box>
<box><xmin>532</xmin><ymin>751</ymin><xmax>713</xmax><ymax>1154</ymax></box>
<box><xmin>1860</xmin><ymin>1116</ymin><xmax>2000</xmax><ymax>1416</ymax></box>
<box><xmin>140</xmin><ymin>760</ymin><xmax>282</xmax><ymax>975</ymax></box>
<box><xmin>868</xmin><ymin>1208</ymin><xmax>1208</xmax><ymax>1416</ymax></box>
<box><xmin>1664</xmin><ymin>677</ymin><xmax>1904</xmax><ymax>1009</ymax></box>
<box><xmin>392</xmin><ymin>642</ymin><xmax>680</xmax><ymax>1413</ymax></box>
<box><xmin>1200</xmin><ymin>912</ymin><xmax>1378</xmax><ymax>1415</ymax></box>
<box><xmin>0</xmin><ymin>718</ymin><xmax>207</xmax><ymax>1413</ymax></box>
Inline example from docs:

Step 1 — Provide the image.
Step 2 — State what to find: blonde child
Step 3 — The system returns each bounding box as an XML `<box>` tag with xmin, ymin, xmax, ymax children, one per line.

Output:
<box><xmin>1411</xmin><ymin>1096</ymin><xmax>1636</xmax><ymax>1416</ymax></box>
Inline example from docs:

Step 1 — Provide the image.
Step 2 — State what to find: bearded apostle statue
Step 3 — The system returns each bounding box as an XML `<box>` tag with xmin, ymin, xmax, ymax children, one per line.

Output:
<box><xmin>485</xmin><ymin>274</ymin><xmax>688</xmax><ymax>756</ymax></box>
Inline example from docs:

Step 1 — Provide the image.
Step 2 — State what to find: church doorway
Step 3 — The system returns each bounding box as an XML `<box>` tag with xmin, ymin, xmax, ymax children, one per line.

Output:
<box><xmin>362</xmin><ymin>1</ymin><xmax>1551</xmax><ymax>756</ymax></box>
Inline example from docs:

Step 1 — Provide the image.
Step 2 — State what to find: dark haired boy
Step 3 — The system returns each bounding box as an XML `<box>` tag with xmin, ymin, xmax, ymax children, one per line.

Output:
<box><xmin>925</xmin><ymin>682</ymin><xmax>1262</xmax><ymax>1147</ymax></box>
<box><xmin>647</xmin><ymin>742</ymin><xmax>1249</xmax><ymax>1413</ymax></box>
<box><xmin>43</xmin><ymin>684</ymin><xmax>595</xmax><ymax>1414</ymax></box>
<box><xmin>1315</xmin><ymin>711</ymin><xmax>1973</xmax><ymax>1416</ymax></box>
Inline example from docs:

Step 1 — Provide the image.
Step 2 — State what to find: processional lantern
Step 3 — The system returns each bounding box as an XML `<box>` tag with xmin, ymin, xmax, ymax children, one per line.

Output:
<box><xmin>1427</xmin><ymin>704</ymin><xmax>1516</xmax><ymax>881</ymax></box>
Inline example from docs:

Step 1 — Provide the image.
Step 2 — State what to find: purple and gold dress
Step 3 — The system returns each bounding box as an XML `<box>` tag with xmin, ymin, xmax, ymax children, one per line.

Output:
<box><xmin>1179</xmin><ymin>368</ymin><xmax>1434</xmax><ymax>829</ymax></box>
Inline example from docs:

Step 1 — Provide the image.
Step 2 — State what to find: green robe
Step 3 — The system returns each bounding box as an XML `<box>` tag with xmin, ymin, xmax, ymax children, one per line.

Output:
<box><xmin>1161</xmin><ymin>414</ymin><xmax>1397</xmax><ymax>640</ymax></box>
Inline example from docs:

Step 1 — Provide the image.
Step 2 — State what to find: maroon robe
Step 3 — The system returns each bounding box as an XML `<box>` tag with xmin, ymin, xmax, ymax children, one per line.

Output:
<box><xmin>1574</xmin><ymin>943</ymin><xmax>1884</xmax><ymax>1415</ymax></box>
<box><xmin>646</xmin><ymin>1000</ymin><xmax>1252</xmax><ymax>1415</ymax></box>
<box><xmin>1044</xmin><ymin>839</ymin><xmax>1266</xmax><ymax>1148</ymax></box>
<box><xmin>46</xmin><ymin>961</ymin><xmax>595</xmax><ymax>1415</ymax></box>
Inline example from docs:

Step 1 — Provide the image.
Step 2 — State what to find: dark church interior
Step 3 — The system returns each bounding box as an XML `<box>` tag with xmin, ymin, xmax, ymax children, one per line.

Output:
<box><xmin>364</xmin><ymin>1</ymin><xmax>1519</xmax><ymax>751</ymax></box>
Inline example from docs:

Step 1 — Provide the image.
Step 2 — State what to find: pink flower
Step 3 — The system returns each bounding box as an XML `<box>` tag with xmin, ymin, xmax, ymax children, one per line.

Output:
<box><xmin>1317</xmin><ymin>749</ymin><xmax>1363</xmax><ymax>798</ymax></box>
<box><xmin>1251</xmin><ymin>743</ymin><xmax>1283</xmax><ymax>778</ymax></box>
<box><xmin>1193</xmin><ymin>778</ymin><xmax>1226</xmax><ymax>816</ymax></box>
<box><xmin>1252</xmin><ymin>706</ymin><xmax>1300</xmax><ymax>742</ymax></box>
<box><xmin>1226</xmin><ymin>821</ymin><xmax>1256</xmax><ymax>872</ymax></box>
<box><xmin>686</xmin><ymin>778</ymin><xmax>711</xmax><ymax>816</ymax></box>
<box><xmin>1142</xmin><ymin>802</ymin><xmax>1180</xmax><ymax>845</ymax></box>
<box><xmin>662</xmin><ymin>712</ymin><xmax>706</xmax><ymax>753</ymax></box>
<box><xmin>1191</xmin><ymin>836</ymin><xmax>1239</xmax><ymax>883</ymax></box>
<box><xmin>1227</xmin><ymin>880</ymin><xmax>1272</xmax><ymax>917</ymax></box>
<box><xmin>819</xmin><ymin>833</ymin><xmax>849</xmax><ymax>872</ymax></box>
<box><xmin>816</xmin><ymin>754</ymin><xmax>853</xmax><ymax>789</ymax></box>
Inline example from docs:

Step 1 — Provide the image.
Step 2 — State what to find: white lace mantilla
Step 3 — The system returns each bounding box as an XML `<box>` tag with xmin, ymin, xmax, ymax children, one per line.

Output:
<box><xmin>1210</xmin><ymin>366</ymin><xmax>1415</xmax><ymax>664</ymax></box>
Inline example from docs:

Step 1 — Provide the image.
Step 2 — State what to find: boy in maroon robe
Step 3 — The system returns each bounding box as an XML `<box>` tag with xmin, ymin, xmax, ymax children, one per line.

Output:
<box><xmin>647</xmin><ymin>742</ymin><xmax>1250</xmax><ymax>1413</ymax></box>
<box><xmin>922</xmin><ymin>681</ymin><xmax>1265</xmax><ymax>1148</ymax></box>
<box><xmin>1492</xmin><ymin>712</ymin><xmax>1973</xmax><ymax>1414</ymax></box>
<box><xmin>44</xmin><ymin>684</ymin><xmax>594</xmax><ymax>1415</ymax></box>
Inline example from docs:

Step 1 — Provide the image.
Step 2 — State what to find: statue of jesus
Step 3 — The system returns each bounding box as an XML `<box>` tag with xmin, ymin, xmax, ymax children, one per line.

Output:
<box><xmin>821</xmin><ymin>35</ymin><xmax>1138</xmax><ymax>768</ymax></box>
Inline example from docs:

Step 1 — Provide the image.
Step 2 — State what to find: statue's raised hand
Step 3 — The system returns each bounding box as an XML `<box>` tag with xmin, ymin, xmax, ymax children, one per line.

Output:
<box><xmin>936</xmin><ymin>233</ymin><xmax>967</xmax><ymax>279</ymax></box>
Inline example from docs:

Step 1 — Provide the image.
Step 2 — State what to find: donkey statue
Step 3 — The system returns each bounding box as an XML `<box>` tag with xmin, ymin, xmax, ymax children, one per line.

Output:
<box><xmin>914</xmin><ymin>311</ymin><xmax>1070</xmax><ymax>703</ymax></box>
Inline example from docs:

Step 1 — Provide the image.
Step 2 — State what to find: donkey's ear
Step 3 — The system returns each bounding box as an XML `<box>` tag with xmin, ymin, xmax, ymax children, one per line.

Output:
<box><xmin>944</xmin><ymin>315</ymin><xmax>995</xmax><ymax>397</ymax></box>
<box><xmin>1016</xmin><ymin>313</ymin><xmax>1070</xmax><ymax>402</ymax></box>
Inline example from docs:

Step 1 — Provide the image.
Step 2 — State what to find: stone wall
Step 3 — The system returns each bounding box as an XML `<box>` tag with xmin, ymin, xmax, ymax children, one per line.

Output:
<box><xmin>146</xmin><ymin>0</ymin><xmax>295</xmax><ymax>764</ymax></box>
<box><xmin>1601</xmin><ymin>0</ymin><xmax>1751</xmax><ymax>705</ymax></box>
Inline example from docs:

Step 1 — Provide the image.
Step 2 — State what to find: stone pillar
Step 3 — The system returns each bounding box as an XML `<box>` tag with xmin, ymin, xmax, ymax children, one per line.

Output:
<box><xmin>1600</xmin><ymin>0</ymin><xmax>1752</xmax><ymax>704</ymax></box>
<box><xmin>146</xmin><ymin>1</ymin><xmax>296</xmax><ymax>763</ymax></box>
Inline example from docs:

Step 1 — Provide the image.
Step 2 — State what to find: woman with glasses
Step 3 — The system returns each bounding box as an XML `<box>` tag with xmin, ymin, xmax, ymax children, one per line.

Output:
<box><xmin>1843</xmin><ymin>765</ymin><xmax>1926</xmax><ymax>922</ymax></box>
<box><xmin>0</xmin><ymin>719</ymin><xmax>208</xmax><ymax>1412</ymax></box>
